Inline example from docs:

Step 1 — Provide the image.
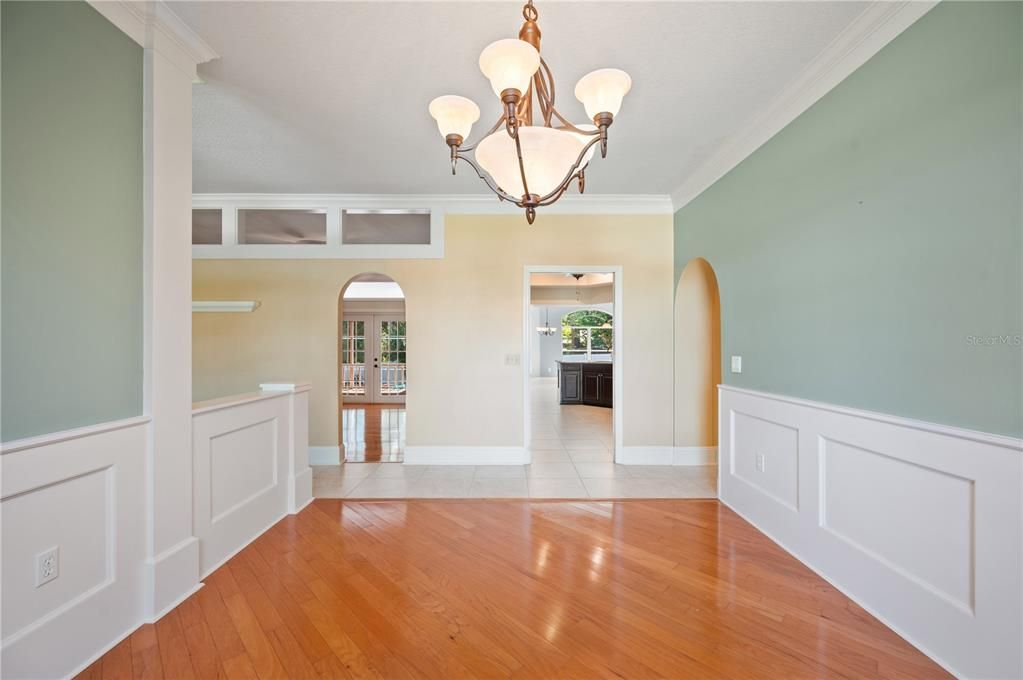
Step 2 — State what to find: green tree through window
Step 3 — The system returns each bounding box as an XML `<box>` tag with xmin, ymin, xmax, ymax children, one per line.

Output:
<box><xmin>562</xmin><ymin>310</ymin><xmax>613</xmax><ymax>359</ymax></box>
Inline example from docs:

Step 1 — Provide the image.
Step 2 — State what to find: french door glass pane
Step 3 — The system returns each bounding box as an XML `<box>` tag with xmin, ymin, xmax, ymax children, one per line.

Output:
<box><xmin>379</xmin><ymin>319</ymin><xmax>407</xmax><ymax>396</ymax></box>
<box><xmin>341</xmin><ymin>320</ymin><xmax>367</xmax><ymax>396</ymax></box>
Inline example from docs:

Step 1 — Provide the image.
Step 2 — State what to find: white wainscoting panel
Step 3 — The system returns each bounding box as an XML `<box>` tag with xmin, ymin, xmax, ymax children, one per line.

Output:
<box><xmin>1</xmin><ymin>418</ymin><xmax>149</xmax><ymax>680</ymax></box>
<box><xmin>718</xmin><ymin>386</ymin><xmax>1022</xmax><ymax>679</ymax></box>
<box><xmin>192</xmin><ymin>385</ymin><xmax>312</xmax><ymax>577</ymax></box>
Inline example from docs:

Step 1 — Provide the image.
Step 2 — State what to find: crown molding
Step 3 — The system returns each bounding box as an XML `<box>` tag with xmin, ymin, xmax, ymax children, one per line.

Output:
<box><xmin>670</xmin><ymin>0</ymin><xmax>937</xmax><ymax>212</ymax></box>
<box><xmin>192</xmin><ymin>193</ymin><xmax>674</xmax><ymax>215</ymax></box>
<box><xmin>88</xmin><ymin>1</ymin><xmax>218</xmax><ymax>78</ymax></box>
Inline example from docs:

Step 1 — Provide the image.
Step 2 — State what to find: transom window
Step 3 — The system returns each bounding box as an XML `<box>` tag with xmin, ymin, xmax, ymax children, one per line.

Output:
<box><xmin>562</xmin><ymin>310</ymin><xmax>613</xmax><ymax>360</ymax></box>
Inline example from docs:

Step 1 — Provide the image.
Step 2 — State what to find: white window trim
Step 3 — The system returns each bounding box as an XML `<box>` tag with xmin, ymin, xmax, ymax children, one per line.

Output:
<box><xmin>191</xmin><ymin>195</ymin><xmax>444</xmax><ymax>259</ymax></box>
<box><xmin>562</xmin><ymin>325</ymin><xmax>614</xmax><ymax>361</ymax></box>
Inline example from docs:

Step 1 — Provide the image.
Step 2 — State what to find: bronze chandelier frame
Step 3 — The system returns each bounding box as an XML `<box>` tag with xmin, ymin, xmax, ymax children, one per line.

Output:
<box><xmin>442</xmin><ymin>0</ymin><xmax>615</xmax><ymax>224</ymax></box>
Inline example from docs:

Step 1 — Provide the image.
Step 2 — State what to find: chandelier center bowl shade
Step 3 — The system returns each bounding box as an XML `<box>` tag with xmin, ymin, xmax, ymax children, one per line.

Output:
<box><xmin>427</xmin><ymin>0</ymin><xmax>632</xmax><ymax>223</ymax></box>
<box><xmin>475</xmin><ymin>126</ymin><xmax>590</xmax><ymax>199</ymax></box>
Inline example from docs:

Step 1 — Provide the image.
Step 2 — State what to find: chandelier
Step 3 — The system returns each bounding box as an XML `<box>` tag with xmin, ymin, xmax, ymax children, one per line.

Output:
<box><xmin>428</xmin><ymin>0</ymin><xmax>632</xmax><ymax>224</ymax></box>
<box><xmin>537</xmin><ymin>307</ymin><xmax>557</xmax><ymax>336</ymax></box>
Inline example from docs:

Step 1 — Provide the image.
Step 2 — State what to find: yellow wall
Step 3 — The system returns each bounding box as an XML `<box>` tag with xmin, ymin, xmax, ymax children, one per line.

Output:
<box><xmin>193</xmin><ymin>213</ymin><xmax>674</xmax><ymax>448</ymax></box>
<box><xmin>673</xmin><ymin>258</ymin><xmax>721</xmax><ymax>448</ymax></box>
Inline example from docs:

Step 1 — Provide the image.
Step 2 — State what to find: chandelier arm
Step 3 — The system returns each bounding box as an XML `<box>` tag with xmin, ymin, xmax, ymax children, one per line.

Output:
<box><xmin>458</xmin><ymin>113</ymin><xmax>510</xmax><ymax>153</ymax></box>
<box><xmin>454</xmin><ymin>153</ymin><xmax>522</xmax><ymax>204</ymax></box>
<box><xmin>512</xmin><ymin>126</ymin><xmax>533</xmax><ymax>200</ymax></box>
<box><xmin>535</xmin><ymin>177</ymin><xmax>576</xmax><ymax>207</ymax></box>
<box><xmin>533</xmin><ymin>72</ymin><xmax>553</xmax><ymax>127</ymax></box>
<box><xmin>550</xmin><ymin>106</ymin><xmax>601</xmax><ymax>135</ymax></box>
<box><xmin>535</xmin><ymin>163</ymin><xmax>590</xmax><ymax>207</ymax></box>
<box><xmin>537</xmin><ymin>58</ymin><xmax>556</xmax><ymax>126</ymax></box>
<box><xmin>531</xmin><ymin>134</ymin><xmax>602</xmax><ymax>204</ymax></box>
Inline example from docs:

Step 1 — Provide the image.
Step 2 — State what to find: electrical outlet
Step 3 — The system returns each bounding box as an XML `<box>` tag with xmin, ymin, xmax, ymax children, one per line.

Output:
<box><xmin>35</xmin><ymin>546</ymin><xmax>59</xmax><ymax>587</ymax></box>
<box><xmin>731</xmin><ymin>355</ymin><xmax>742</xmax><ymax>374</ymax></box>
<box><xmin>755</xmin><ymin>452</ymin><xmax>766</xmax><ymax>473</ymax></box>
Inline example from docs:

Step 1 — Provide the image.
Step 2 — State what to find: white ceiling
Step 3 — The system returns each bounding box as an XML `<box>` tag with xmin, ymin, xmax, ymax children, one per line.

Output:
<box><xmin>177</xmin><ymin>1</ymin><xmax>869</xmax><ymax>196</ymax></box>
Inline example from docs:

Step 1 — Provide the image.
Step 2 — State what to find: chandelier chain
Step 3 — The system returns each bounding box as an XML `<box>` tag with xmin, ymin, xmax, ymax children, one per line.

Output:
<box><xmin>522</xmin><ymin>0</ymin><xmax>538</xmax><ymax>22</ymax></box>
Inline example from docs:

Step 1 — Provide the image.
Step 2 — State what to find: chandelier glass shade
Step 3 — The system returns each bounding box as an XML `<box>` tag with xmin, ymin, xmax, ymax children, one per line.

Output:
<box><xmin>428</xmin><ymin>0</ymin><xmax>631</xmax><ymax>223</ymax></box>
<box><xmin>428</xmin><ymin>96</ymin><xmax>481</xmax><ymax>140</ymax></box>
<box><xmin>478</xmin><ymin>38</ymin><xmax>541</xmax><ymax>99</ymax></box>
<box><xmin>475</xmin><ymin>126</ymin><xmax>588</xmax><ymax>199</ymax></box>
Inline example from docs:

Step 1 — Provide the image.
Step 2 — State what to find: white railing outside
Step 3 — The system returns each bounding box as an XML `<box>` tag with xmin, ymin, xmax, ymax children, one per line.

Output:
<box><xmin>341</xmin><ymin>364</ymin><xmax>407</xmax><ymax>396</ymax></box>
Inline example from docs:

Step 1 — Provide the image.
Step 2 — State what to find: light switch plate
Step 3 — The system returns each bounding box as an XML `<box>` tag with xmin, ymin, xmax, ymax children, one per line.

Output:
<box><xmin>505</xmin><ymin>353</ymin><xmax>520</xmax><ymax>366</ymax></box>
<box><xmin>731</xmin><ymin>355</ymin><xmax>742</xmax><ymax>373</ymax></box>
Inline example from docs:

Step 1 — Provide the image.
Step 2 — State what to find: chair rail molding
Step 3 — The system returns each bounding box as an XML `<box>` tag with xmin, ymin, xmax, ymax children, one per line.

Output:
<box><xmin>717</xmin><ymin>385</ymin><xmax>1022</xmax><ymax>679</ymax></box>
<box><xmin>669</xmin><ymin>1</ymin><xmax>937</xmax><ymax>210</ymax></box>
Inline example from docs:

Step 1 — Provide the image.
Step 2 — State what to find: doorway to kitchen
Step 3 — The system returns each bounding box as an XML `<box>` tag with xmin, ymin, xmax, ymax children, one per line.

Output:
<box><xmin>524</xmin><ymin>266</ymin><xmax>623</xmax><ymax>472</ymax></box>
<box><xmin>339</xmin><ymin>273</ymin><xmax>406</xmax><ymax>462</ymax></box>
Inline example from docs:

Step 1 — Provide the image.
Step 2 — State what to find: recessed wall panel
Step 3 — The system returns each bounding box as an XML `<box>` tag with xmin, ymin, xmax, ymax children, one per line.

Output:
<box><xmin>820</xmin><ymin>437</ymin><xmax>974</xmax><ymax>612</ymax></box>
<box><xmin>731</xmin><ymin>410</ymin><xmax>799</xmax><ymax>511</ymax></box>
<box><xmin>1</xmin><ymin>468</ymin><xmax>111</xmax><ymax>640</ymax></box>
<box><xmin>209</xmin><ymin>418</ymin><xmax>278</xmax><ymax>522</ymax></box>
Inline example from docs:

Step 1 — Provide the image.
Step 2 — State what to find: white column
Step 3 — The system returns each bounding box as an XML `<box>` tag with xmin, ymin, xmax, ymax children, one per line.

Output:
<box><xmin>132</xmin><ymin>3</ymin><xmax>218</xmax><ymax>620</ymax></box>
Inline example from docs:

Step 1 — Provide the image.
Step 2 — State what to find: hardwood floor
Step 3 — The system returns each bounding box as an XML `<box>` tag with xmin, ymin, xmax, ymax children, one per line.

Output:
<box><xmin>341</xmin><ymin>405</ymin><xmax>405</xmax><ymax>463</ymax></box>
<box><xmin>77</xmin><ymin>500</ymin><xmax>949</xmax><ymax>679</ymax></box>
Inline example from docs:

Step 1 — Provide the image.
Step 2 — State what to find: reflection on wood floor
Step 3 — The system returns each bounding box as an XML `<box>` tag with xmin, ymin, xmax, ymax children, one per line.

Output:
<box><xmin>341</xmin><ymin>404</ymin><xmax>405</xmax><ymax>463</ymax></box>
<box><xmin>74</xmin><ymin>500</ymin><xmax>951</xmax><ymax>679</ymax></box>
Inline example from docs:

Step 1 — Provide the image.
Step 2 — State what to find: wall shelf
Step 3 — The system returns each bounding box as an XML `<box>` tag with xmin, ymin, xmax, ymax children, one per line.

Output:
<box><xmin>192</xmin><ymin>301</ymin><xmax>261</xmax><ymax>313</ymax></box>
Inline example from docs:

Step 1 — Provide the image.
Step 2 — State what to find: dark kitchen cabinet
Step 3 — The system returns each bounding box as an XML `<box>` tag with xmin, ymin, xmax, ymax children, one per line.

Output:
<box><xmin>559</xmin><ymin>363</ymin><xmax>582</xmax><ymax>403</ymax></box>
<box><xmin>557</xmin><ymin>361</ymin><xmax>612</xmax><ymax>408</ymax></box>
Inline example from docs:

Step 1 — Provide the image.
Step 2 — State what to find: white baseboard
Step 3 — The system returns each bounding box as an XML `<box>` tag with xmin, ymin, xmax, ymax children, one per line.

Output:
<box><xmin>718</xmin><ymin>385</ymin><xmax>1022</xmax><ymax>679</ymax></box>
<box><xmin>292</xmin><ymin>495</ymin><xmax>315</xmax><ymax>514</ymax></box>
<box><xmin>617</xmin><ymin>446</ymin><xmax>717</xmax><ymax>465</ymax></box>
<box><xmin>720</xmin><ymin>498</ymin><xmax>958</xmax><ymax>679</ymax></box>
<box><xmin>199</xmin><ymin>510</ymin><xmax>288</xmax><ymax>580</ymax></box>
<box><xmin>404</xmin><ymin>446</ymin><xmax>529</xmax><ymax>465</ymax></box>
<box><xmin>146</xmin><ymin>582</ymin><xmax>203</xmax><ymax>625</ymax></box>
<box><xmin>146</xmin><ymin>536</ymin><xmax>200</xmax><ymax>621</ymax></box>
<box><xmin>617</xmin><ymin>446</ymin><xmax>673</xmax><ymax>465</ymax></box>
<box><xmin>61</xmin><ymin>620</ymin><xmax>143</xmax><ymax>680</ymax></box>
<box><xmin>673</xmin><ymin>446</ymin><xmax>717</xmax><ymax>465</ymax></box>
<box><xmin>291</xmin><ymin>467</ymin><xmax>313</xmax><ymax>511</ymax></box>
<box><xmin>308</xmin><ymin>445</ymin><xmax>340</xmax><ymax>465</ymax></box>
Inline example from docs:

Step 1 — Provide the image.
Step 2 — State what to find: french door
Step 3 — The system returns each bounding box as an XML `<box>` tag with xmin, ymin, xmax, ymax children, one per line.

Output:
<box><xmin>340</xmin><ymin>314</ymin><xmax>406</xmax><ymax>404</ymax></box>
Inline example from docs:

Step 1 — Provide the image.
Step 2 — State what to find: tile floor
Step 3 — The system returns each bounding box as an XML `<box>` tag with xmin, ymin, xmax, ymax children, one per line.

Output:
<box><xmin>312</xmin><ymin>463</ymin><xmax>716</xmax><ymax>499</ymax></box>
<box><xmin>313</xmin><ymin>378</ymin><xmax>717</xmax><ymax>499</ymax></box>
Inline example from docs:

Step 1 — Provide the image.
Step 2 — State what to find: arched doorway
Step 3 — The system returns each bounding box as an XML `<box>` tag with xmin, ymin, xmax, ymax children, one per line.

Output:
<box><xmin>338</xmin><ymin>273</ymin><xmax>406</xmax><ymax>463</ymax></box>
<box><xmin>674</xmin><ymin>258</ymin><xmax>721</xmax><ymax>457</ymax></box>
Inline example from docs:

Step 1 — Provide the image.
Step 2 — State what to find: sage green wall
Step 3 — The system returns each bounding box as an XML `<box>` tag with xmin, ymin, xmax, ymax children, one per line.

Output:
<box><xmin>674</xmin><ymin>2</ymin><xmax>1022</xmax><ymax>437</ymax></box>
<box><xmin>2</xmin><ymin>1</ymin><xmax>144</xmax><ymax>441</ymax></box>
